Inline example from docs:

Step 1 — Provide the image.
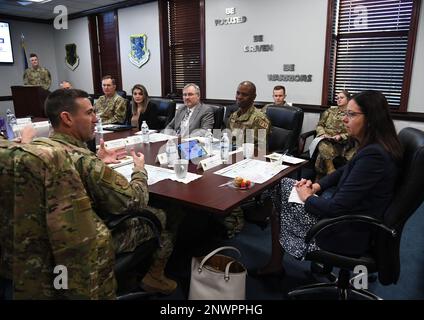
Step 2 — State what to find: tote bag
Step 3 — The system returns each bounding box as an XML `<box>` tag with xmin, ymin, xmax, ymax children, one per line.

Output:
<box><xmin>188</xmin><ymin>246</ymin><xmax>246</xmax><ymax>300</ymax></box>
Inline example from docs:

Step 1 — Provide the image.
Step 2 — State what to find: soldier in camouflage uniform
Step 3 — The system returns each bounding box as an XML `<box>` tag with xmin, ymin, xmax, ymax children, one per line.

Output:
<box><xmin>23</xmin><ymin>53</ymin><xmax>51</xmax><ymax>90</ymax></box>
<box><xmin>315</xmin><ymin>90</ymin><xmax>357</xmax><ymax>178</ymax></box>
<box><xmin>0</xmin><ymin>137</ymin><xmax>116</xmax><ymax>299</ymax></box>
<box><xmin>39</xmin><ymin>88</ymin><xmax>177</xmax><ymax>295</ymax></box>
<box><xmin>261</xmin><ymin>85</ymin><xmax>291</xmax><ymax>114</ymax></box>
<box><xmin>225</xmin><ymin>81</ymin><xmax>271</xmax><ymax>238</ymax></box>
<box><xmin>94</xmin><ymin>75</ymin><xmax>127</xmax><ymax>124</ymax></box>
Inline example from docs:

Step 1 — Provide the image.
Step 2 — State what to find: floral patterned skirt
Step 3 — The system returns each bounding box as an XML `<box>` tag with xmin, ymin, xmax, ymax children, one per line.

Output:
<box><xmin>271</xmin><ymin>178</ymin><xmax>320</xmax><ymax>259</ymax></box>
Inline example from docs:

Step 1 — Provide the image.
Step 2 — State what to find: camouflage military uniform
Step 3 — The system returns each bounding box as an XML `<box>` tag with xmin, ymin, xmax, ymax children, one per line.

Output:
<box><xmin>261</xmin><ymin>102</ymin><xmax>290</xmax><ymax>114</ymax></box>
<box><xmin>228</xmin><ymin>105</ymin><xmax>271</xmax><ymax>148</ymax></box>
<box><xmin>33</xmin><ymin>133</ymin><xmax>173</xmax><ymax>263</ymax></box>
<box><xmin>224</xmin><ymin>106</ymin><xmax>271</xmax><ymax>238</ymax></box>
<box><xmin>315</xmin><ymin>106</ymin><xmax>357</xmax><ymax>176</ymax></box>
<box><xmin>23</xmin><ymin>67</ymin><xmax>51</xmax><ymax>90</ymax></box>
<box><xmin>94</xmin><ymin>94</ymin><xmax>127</xmax><ymax>125</ymax></box>
<box><xmin>0</xmin><ymin>138</ymin><xmax>116</xmax><ymax>299</ymax></box>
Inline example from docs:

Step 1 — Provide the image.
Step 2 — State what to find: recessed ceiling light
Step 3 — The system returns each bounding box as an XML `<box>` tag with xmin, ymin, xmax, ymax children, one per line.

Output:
<box><xmin>26</xmin><ymin>0</ymin><xmax>52</xmax><ymax>3</ymax></box>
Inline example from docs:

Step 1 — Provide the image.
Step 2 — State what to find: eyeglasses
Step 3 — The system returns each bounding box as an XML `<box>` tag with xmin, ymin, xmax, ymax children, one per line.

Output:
<box><xmin>342</xmin><ymin>111</ymin><xmax>364</xmax><ymax>119</ymax></box>
<box><xmin>183</xmin><ymin>92</ymin><xmax>195</xmax><ymax>97</ymax></box>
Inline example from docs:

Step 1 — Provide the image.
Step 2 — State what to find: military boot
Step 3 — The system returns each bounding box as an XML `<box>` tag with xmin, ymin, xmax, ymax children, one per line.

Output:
<box><xmin>141</xmin><ymin>259</ymin><xmax>177</xmax><ymax>295</ymax></box>
<box><xmin>324</xmin><ymin>159</ymin><xmax>336</xmax><ymax>175</ymax></box>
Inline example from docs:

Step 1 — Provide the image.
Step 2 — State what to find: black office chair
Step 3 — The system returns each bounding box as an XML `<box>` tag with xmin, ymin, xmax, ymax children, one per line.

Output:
<box><xmin>265</xmin><ymin>105</ymin><xmax>304</xmax><ymax>155</ymax></box>
<box><xmin>107</xmin><ymin>209</ymin><xmax>162</xmax><ymax>300</ymax></box>
<box><xmin>223</xmin><ymin>104</ymin><xmax>239</xmax><ymax>129</ymax></box>
<box><xmin>288</xmin><ymin>127</ymin><xmax>424</xmax><ymax>300</ymax></box>
<box><xmin>207</xmin><ymin>104</ymin><xmax>224</xmax><ymax>130</ymax></box>
<box><xmin>123</xmin><ymin>100</ymin><xmax>133</xmax><ymax>126</ymax></box>
<box><xmin>116</xmin><ymin>90</ymin><xmax>127</xmax><ymax>99</ymax></box>
<box><xmin>149</xmin><ymin>98</ymin><xmax>176</xmax><ymax>130</ymax></box>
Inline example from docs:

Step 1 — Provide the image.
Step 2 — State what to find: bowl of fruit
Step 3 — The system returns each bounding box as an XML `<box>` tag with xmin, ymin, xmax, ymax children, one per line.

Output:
<box><xmin>231</xmin><ymin>176</ymin><xmax>254</xmax><ymax>190</ymax></box>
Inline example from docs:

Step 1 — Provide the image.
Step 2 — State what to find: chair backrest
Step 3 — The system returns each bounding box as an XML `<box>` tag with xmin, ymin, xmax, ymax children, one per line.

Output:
<box><xmin>149</xmin><ymin>98</ymin><xmax>176</xmax><ymax>130</ymax></box>
<box><xmin>266</xmin><ymin>105</ymin><xmax>304</xmax><ymax>154</ymax></box>
<box><xmin>206</xmin><ymin>104</ymin><xmax>224</xmax><ymax>129</ymax></box>
<box><xmin>377</xmin><ymin>127</ymin><xmax>424</xmax><ymax>284</ymax></box>
<box><xmin>223</xmin><ymin>104</ymin><xmax>239</xmax><ymax>129</ymax></box>
<box><xmin>124</xmin><ymin>100</ymin><xmax>132</xmax><ymax>126</ymax></box>
<box><xmin>116</xmin><ymin>90</ymin><xmax>127</xmax><ymax>99</ymax></box>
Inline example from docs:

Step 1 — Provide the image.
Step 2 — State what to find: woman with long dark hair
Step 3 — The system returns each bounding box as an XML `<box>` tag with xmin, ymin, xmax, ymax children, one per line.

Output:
<box><xmin>253</xmin><ymin>90</ymin><xmax>402</xmax><ymax>277</ymax></box>
<box><xmin>130</xmin><ymin>84</ymin><xmax>160</xmax><ymax>130</ymax></box>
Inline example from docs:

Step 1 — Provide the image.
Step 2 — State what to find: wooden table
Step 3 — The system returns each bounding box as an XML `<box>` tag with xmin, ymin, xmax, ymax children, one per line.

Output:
<box><xmin>104</xmin><ymin>129</ymin><xmax>307</xmax><ymax>215</ymax></box>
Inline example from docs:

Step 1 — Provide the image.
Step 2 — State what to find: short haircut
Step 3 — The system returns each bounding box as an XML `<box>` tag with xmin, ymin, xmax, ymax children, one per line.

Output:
<box><xmin>29</xmin><ymin>53</ymin><xmax>38</xmax><ymax>59</ymax></box>
<box><xmin>102</xmin><ymin>75</ymin><xmax>116</xmax><ymax>86</ymax></box>
<box><xmin>45</xmin><ymin>89</ymin><xmax>89</xmax><ymax>128</ymax></box>
<box><xmin>183</xmin><ymin>83</ymin><xmax>201</xmax><ymax>96</ymax></box>
<box><xmin>273</xmin><ymin>85</ymin><xmax>286</xmax><ymax>94</ymax></box>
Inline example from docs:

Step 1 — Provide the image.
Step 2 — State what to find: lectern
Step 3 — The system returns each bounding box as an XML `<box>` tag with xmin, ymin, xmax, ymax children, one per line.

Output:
<box><xmin>11</xmin><ymin>86</ymin><xmax>50</xmax><ymax>118</ymax></box>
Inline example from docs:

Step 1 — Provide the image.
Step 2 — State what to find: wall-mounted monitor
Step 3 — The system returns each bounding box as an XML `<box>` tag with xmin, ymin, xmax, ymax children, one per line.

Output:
<box><xmin>0</xmin><ymin>21</ymin><xmax>14</xmax><ymax>64</ymax></box>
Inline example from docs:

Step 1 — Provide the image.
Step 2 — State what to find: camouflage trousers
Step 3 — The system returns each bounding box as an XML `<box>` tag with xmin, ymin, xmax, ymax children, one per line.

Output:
<box><xmin>223</xmin><ymin>206</ymin><xmax>245</xmax><ymax>239</ymax></box>
<box><xmin>112</xmin><ymin>206</ymin><xmax>173</xmax><ymax>261</ymax></box>
<box><xmin>315</xmin><ymin>139</ymin><xmax>357</xmax><ymax>176</ymax></box>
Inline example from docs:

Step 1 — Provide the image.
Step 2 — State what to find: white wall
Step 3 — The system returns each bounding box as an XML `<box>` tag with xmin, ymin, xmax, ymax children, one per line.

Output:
<box><xmin>205</xmin><ymin>0</ymin><xmax>328</xmax><ymax>103</ymax></box>
<box><xmin>408</xmin><ymin>5</ymin><xmax>424</xmax><ymax>113</ymax></box>
<box><xmin>53</xmin><ymin>17</ymin><xmax>94</xmax><ymax>93</ymax></box>
<box><xmin>0</xmin><ymin>19</ymin><xmax>57</xmax><ymax>116</ymax></box>
<box><xmin>118</xmin><ymin>2</ymin><xmax>162</xmax><ymax>97</ymax></box>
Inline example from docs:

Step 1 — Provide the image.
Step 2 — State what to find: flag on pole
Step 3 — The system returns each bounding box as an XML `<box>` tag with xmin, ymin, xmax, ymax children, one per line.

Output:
<box><xmin>21</xmin><ymin>33</ymin><xmax>28</xmax><ymax>70</ymax></box>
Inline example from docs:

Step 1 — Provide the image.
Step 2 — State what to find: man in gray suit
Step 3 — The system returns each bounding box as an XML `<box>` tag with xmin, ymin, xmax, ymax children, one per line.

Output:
<box><xmin>165</xmin><ymin>83</ymin><xmax>214</xmax><ymax>136</ymax></box>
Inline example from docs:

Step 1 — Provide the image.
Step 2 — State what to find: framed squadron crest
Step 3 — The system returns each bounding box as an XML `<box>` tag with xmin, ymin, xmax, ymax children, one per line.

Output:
<box><xmin>129</xmin><ymin>34</ymin><xmax>150</xmax><ymax>68</ymax></box>
<box><xmin>65</xmin><ymin>43</ymin><xmax>79</xmax><ymax>71</ymax></box>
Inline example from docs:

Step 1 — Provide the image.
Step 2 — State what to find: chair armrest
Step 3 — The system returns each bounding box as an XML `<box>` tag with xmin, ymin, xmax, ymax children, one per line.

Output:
<box><xmin>298</xmin><ymin>130</ymin><xmax>317</xmax><ymax>155</ymax></box>
<box><xmin>305</xmin><ymin>215</ymin><xmax>397</xmax><ymax>244</ymax></box>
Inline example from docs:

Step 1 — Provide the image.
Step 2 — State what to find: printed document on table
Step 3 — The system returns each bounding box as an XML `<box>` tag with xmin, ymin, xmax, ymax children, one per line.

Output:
<box><xmin>136</xmin><ymin>132</ymin><xmax>177</xmax><ymax>143</ymax></box>
<box><xmin>214</xmin><ymin>158</ymin><xmax>288</xmax><ymax>184</ymax></box>
<box><xmin>308</xmin><ymin>136</ymin><xmax>325</xmax><ymax>157</ymax></box>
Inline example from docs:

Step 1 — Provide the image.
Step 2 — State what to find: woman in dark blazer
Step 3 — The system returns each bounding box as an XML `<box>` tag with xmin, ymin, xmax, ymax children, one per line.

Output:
<box><xmin>254</xmin><ymin>90</ymin><xmax>403</xmax><ymax>276</ymax></box>
<box><xmin>130</xmin><ymin>84</ymin><xmax>160</xmax><ymax>130</ymax></box>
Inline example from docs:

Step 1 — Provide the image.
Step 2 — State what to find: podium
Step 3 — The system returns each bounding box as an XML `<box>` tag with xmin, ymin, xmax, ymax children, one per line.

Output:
<box><xmin>11</xmin><ymin>86</ymin><xmax>50</xmax><ymax>118</ymax></box>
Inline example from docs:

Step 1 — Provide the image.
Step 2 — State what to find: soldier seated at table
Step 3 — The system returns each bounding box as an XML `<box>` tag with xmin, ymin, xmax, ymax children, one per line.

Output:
<box><xmin>223</xmin><ymin>81</ymin><xmax>271</xmax><ymax>238</ymax></box>
<box><xmin>36</xmin><ymin>88</ymin><xmax>180</xmax><ymax>295</ymax></box>
<box><xmin>94</xmin><ymin>75</ymin><xmax>127</xmax><ymax>125</ymax></box>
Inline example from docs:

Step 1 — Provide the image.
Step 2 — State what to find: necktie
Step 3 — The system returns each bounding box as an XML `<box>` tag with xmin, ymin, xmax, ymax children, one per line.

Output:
<box><xmin>180</xmin><ymin>109</ymin><xmax>191</xmax><ymax>136</ymax></box>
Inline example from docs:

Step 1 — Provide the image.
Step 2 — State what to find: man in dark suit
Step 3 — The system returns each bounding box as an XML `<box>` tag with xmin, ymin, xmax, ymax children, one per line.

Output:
<box><xmin>165</xmin><ymin>83</ymin><xmax>214</xmax><ymax>136</ymax></box>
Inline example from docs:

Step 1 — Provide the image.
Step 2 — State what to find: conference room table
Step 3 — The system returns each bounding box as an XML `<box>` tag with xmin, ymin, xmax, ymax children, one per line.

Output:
<box><xmin>103</xmin><ymin>129</ymin><xmax>308</xmax><ymax>216</ymax></box>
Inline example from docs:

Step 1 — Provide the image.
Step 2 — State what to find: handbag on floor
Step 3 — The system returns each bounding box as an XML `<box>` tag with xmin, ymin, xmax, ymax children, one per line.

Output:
<box><xmin>189</xmin><ymin>246</ymin><xmax>246</xmax><ymax>300</ymax></box>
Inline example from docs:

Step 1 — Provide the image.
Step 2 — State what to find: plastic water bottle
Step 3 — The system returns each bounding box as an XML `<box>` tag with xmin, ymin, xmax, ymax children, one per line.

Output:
<box><xmin>5</xmin><ymin>109</ymin><xmax>17</xmax><ymax>140</ymax></box>
<box><xmin>141</xmin><ymin>120</ymin><xmax>150</xmax><ymax>144</ymax></box>
<box><xmin>95</xmin><ymin>114</ymin><xmax>103</xmax><ymax>145</ymax></box>
<box><xmin>205</xmin><ymin>129</ymin><xmax>213</xmax><ymax>155</ymax></box>
<box><xmin>220</xmin><ymin>132</ymin><xmax>230</xmax><ymax>163</ymax></box>
<box><xmin>166</xmin><ymin>139</ymin><xmax>178</xmax><ymax>167</ymax></box>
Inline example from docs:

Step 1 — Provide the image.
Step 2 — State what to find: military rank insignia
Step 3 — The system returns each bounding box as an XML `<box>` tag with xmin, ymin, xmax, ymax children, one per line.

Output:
<box><xmin>129</xmin><ymin>34</ymin><xmax>150</xmax><ymax>68</ymax></box>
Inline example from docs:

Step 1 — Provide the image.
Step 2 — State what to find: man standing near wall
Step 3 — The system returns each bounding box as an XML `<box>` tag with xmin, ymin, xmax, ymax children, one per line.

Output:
<box><xmin>23</xmin><ymin>53</ymin><xmax>51</xmax><ymax>90</ymax></box>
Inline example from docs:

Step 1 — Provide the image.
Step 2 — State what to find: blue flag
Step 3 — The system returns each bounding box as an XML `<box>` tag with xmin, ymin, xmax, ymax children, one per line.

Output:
<box><xmin>21</xmin><ymin>33</ymin><xmax>28</xmax><ymax>70</ymax></box>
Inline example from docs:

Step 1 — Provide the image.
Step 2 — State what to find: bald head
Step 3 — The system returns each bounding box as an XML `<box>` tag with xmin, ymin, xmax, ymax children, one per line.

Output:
<box><xmin>236</xmin><ymin>81</ymin><xmax>257</xmax><ymax>110</ymax></box>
